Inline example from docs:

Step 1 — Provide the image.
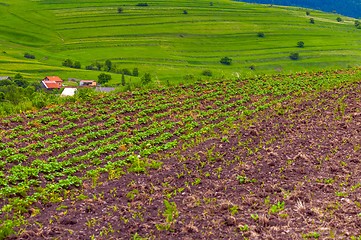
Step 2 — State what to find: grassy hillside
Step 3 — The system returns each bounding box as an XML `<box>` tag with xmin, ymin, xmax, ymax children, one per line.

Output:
<box><xmin>1</xmin><ymin>68</ymin><xmax>361</xmax><ymax>238</ymax></box>
<box><xmin>0</xmin><ymin>0</ymin><xmax>360</xmax><ymax>83</ymax></box>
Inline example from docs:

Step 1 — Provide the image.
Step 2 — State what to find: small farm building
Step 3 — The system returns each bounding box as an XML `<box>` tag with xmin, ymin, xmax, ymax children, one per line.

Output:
<box><xmin>61</xmin><ymin>88</ymin><xmax>77</xmax><ymax>97</ymax></box>
<box><xmin>0</xmin><ymin>76</ymin><xmax>11</xmax><ymax>81</ymax></box>
<box><xmin>80</xmin><ymin>80</ymin><xmax>97</xmax><ymax>87</ymax></box>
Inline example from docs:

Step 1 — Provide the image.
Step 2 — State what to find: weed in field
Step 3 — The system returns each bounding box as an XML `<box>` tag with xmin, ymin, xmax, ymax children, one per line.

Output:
<box><xmin>302</xmin><ymin>232</ymin><xmax>320</xmax><ymax>239</ymax></box>
<box><xmin>238</xmin><ymin>224</ymin><xmax>249</xmax><ymax>232</ymax></box>
<box><xmin>250</xmin><ymin>213</ymin><xmax>259</xmax><ymax>221</ymax></box>
<box><xmin>156</xmin><ymin>200</ymin><xmax>179</xmax><ymax>231</ymax></box>
<box><xmin>237</xmin><ymin>175</ymin><xmax>257</xmax><ymax>184</ymax></box>
<box><xmin>229</xmin><ymin>205</ymin><xmax>239</xmax><ymax>215</ymax></box>
<box><xmin>126</xmin><ymin>189</ymin><xmax>139</xmax><ymax>201</ymax></box>
<box><xmin>269</xmin><ymin>201</ymin><xmax>285</xmax><ymax>214</ymax></box>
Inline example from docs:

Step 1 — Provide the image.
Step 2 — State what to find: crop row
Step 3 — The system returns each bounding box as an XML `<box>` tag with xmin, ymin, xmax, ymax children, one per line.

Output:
<box><xmin>0</xmin><ymin>68</ymin><xmax>360</xmax><ymax>233</ymax></box>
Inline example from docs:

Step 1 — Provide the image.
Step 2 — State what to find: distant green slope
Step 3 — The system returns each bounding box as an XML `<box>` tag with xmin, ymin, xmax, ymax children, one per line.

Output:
<box><xmin>0</xmin><ymin>0</ymin><xmax>360</xmax><ymax>83</ymax></box>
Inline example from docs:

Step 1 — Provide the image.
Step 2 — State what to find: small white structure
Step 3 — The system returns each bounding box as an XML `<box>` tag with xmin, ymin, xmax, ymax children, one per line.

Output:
<box><xmin>61</xmin><ymin>88</ymin><xmax>77</xmax><ymax>97</ymax></box>
<box><xmin>80</xmin><ymin>80</ymin><xmax>96</xmax><ymax>87</ymax></box>
<box><xmin>0</xmin><ymin>76</ymin><xmax>11</xmax><ymax>81</ymax></box>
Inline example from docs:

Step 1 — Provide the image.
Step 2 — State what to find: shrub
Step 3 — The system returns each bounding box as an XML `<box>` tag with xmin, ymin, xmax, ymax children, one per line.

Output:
<box><xmin>257</xmin><ymin>32</ymin><xmax>265</xmax><ymax>38</ymax></box>
<box><xmin>289</xmin><ymin>52</ymin><xmax>299</xmax><ymax>60</ymax></box>
<box><xmin>355</xmin><ymin>20</ymin><xmax>361</xmax><ymax>29</ymax></box>
<box><xmin>73</xmin><ymin>61</ymin><xmax>81</xmax><ymax>69</ymax></box>
<box><xmin>63</xmin><ymin>59</ymin><xmax>81</xmax><ymax>69</ymax></box>
<box><xmin>297</xmin><ymin>41</ymin><xmax>304</xmax><ymax>48</ymax></box>
<box><xmin>136</xmin><ymin>3</ymin><xmax>148</xmax><ymax>6</ymax></box>
<box><xmin>310</xmin><ymin>18</ymin><xmax>315</xmax><ymax>24</ymax></box>
<box><xmin>76</xmin><ymin>88</ymin><xmax>96</xmax><ymax>101</ymax></box>
<box><xmin>183</xmin><ymin>10</ymin><xmax>188</xmax><ymax>14</ymax></box>
<box><xmin>122</xmin><ymin>68</ymin><xmax>132</xmax><ymax>76</ymax></box>
<box><xmin>202</xmin><ymin>69</ymin><xmax>212</xmax><ymax>76</ymax></box>
<box><xmin>220</xmin><ymin>57</ymin><xmax>232</xmax><ymax>65</ymax></box>
<box><xmin>336</xmin><ymin>17</ymin><xmax>342</xmax><ymax>22</ymax></box>
<box><xmin>24</xmin><ymin>53</ymin><xmax>35</xmax><ymax>59</ymax></box>
<box><xmin>14</xmin><ymin>73</ymin><xmax>23</xmax><ymax>80</ymax></box>
<box><xmin>141</xmin><ymin>73</ymin><xmax>152</xmax><ymax>85</ymax></box>
<box><xmin>85</xmin><ymin>65</ymin><xmax>97</xmax><ymax>70</ymax></box>
<box><xmin>249</xmin><ymin>65</ymin><xmax>255</xmax><ymax>70</ymax></box>
<box><xmin>306</xmin><ymin>11</ymin><xmax>310</xmax><ymax>16</ymax></box>
<box><xmin>183</xmin><ymin>74</ymin><xmax>194</xmax><ymax>80</ymax></box>
<box><xmin>62</xmin><ymin>59</ymin><xmax>73</xmax><ymax>67</ymax></box>
<box><xmin>14</xmin><ymin>79</ymin><xmax>28</xmax><ymax>88</ymax></box>
<box><xmin>118</xmin><ymin>7</ymin><xmax>123</xmax><ymax>13</ymax></box>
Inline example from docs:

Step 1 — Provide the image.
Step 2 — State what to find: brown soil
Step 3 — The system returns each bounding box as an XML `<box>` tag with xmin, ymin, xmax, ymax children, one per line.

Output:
<box><xmin>8</xmin><ymin>82</ymin><xmax>361</xmax><ymax>239</ymax></box>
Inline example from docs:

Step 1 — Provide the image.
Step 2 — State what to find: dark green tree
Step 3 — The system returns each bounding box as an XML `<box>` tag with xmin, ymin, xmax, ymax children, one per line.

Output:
<box><xmin>336</xmin><ymin>17</ymin><xmax>342</xmax><ymax>22</ymax></box>
<box><xmin>98</xmin><ymin>73</ymin><xmax>112</xmax><ymax>84</ymax></box>
<box><xmin>121</xmin><ymin>72</ymin><xmax>126</xmax><ymax>86</ymax></box>
<box><xmin>105</xmin><ymin>59</ymin><xmax>112</xmax><ymax>72</ymax></box>
<box><xmin>183</xmin><ymin>10</ymin><xmax>188</xmax><ymax>14</ymax></box>
<box><xmin>118</xmin><ymin>7</ymin><xmax>123</xmax><ymax>13</ymax></box>
<box><xmin>14</xmin><ymin>79</ymin><xmax>28</xmax><ymax>88</ymax></box>
<box><xmin>132</xmin><ymin>68</ymin><xmax>139</xmax><ymax>76</ymax></box>
<box><xmin>310</xmin><ymin>18</ymin><xmax>315</xmax><ymax>24</ymax></box>
<box><xmin>220</xmin><ymin>57</ymin><xmax>232</xmax><ymax>65</ymax></box>
<box><xmin>297</xmin><ymin>41</ymin><xmax>304</xmax><ymax>48</ymax></box>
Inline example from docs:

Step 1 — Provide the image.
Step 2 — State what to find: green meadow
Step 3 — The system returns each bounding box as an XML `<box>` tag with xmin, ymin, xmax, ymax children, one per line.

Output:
<box><xmin>0</xmin><ymin>0</ymin><xmax>360</xmax><ymax>84</ymax></box>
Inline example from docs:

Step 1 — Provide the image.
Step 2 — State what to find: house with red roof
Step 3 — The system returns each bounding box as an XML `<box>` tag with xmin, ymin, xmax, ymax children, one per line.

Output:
<box><xmin>41</xmin><ymin>76</ymin><xmax>63</xmax><ymax>90</ymax></box>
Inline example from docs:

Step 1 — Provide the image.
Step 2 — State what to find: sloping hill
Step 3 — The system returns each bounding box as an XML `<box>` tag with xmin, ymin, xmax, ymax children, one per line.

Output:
<box><xmin>0</xmin><ymin>0</ymin><xmax>360</xmax><ymax>83</ymax></box>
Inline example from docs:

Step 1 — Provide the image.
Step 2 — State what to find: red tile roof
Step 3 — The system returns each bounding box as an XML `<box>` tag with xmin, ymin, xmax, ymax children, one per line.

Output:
<box><xmin>42</xmin><ymin>81</ymin><xmax>61</xmax><ymax>89</ymax></box>
<box><xmin>45</xmin><ymin>76</ymin><xmax>63</xmax><ymax>82</ymax></box>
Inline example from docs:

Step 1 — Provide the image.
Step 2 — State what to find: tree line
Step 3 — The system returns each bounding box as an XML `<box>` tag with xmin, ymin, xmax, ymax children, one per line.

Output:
<box><xmin>237</xmin><ymin>0</ymin><xmax>361</xmax><ymax>18</ymax></box>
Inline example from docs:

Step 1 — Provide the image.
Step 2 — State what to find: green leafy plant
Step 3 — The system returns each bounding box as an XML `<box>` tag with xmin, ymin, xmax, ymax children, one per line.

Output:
<box><xmin>238</xmin><ymin>224</ymin><xmax>249</xmax><ymax>232</ymax></box>
<box><xmin>156</xmin><ymin>200</ymin><xmax>179</xmax><ymax>231</ymax></box>
<box><xmin>302</xmin><ymin>232</ymin><xmax>320</xmax><ymax>239</ymax></box>
<box><xmin>269</xmin><ymin>201</ymin><xmax>285</xmax><ymax>214</ymax></box>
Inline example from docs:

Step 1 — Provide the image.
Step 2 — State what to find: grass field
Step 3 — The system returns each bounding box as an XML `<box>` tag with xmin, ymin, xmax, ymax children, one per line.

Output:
<box><xmin>0</xmin><ymin>0</ymin><xmax>360</xmax><ymax>84</ymax></box>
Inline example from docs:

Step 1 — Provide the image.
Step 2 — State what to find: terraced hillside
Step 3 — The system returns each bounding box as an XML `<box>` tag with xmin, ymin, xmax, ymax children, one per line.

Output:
<box><xmin>1</xmin><ymin>68</ymin><xmax>361</xmax><ymax>239</ymax></box>
<box><xmin>0</xmin><ymin>0</ymin><xmax>360</xmax><ymax>83</ymax></box>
